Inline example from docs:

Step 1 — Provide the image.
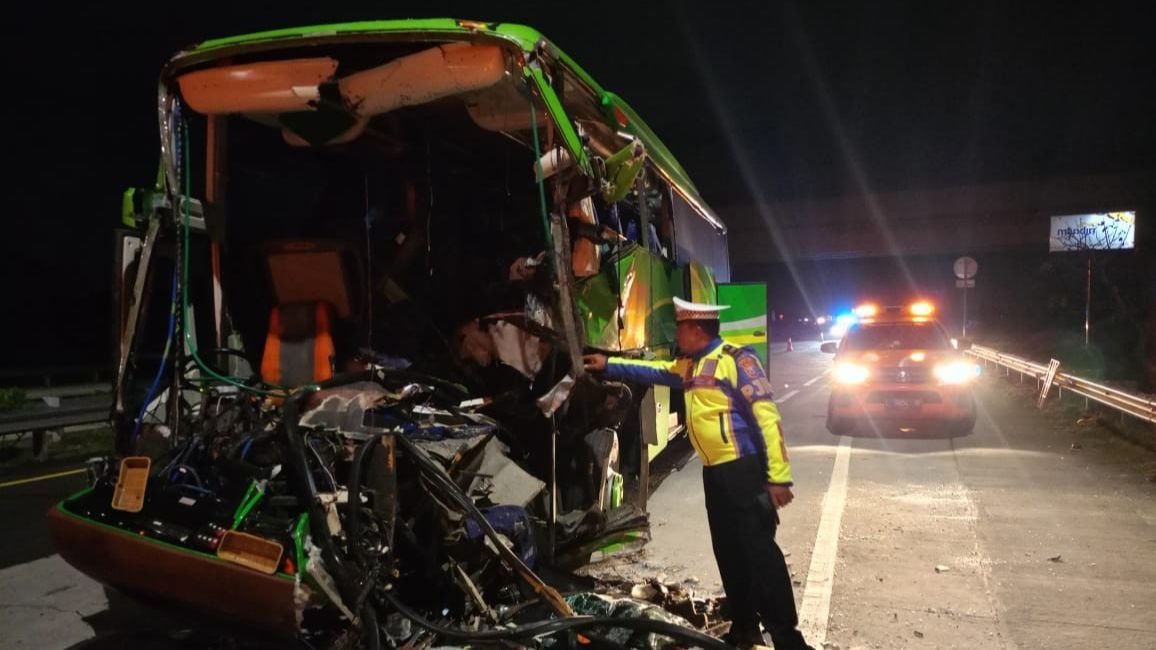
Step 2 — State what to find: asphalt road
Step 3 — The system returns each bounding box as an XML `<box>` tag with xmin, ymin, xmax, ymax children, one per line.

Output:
<box><xmin>4</xmin><ymin>340</ymin><xmax>1156</xmax><ymax>649</ymax></box>
<box><xmin>588</xmin><ymin>340</ymin><xmax>1156</xmax><ymax>649</ymax></box>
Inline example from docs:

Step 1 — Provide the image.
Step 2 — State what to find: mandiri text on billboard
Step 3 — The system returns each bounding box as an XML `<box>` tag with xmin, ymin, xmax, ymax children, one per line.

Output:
<box><xmin>1049</xmin><ymin>211</ymin><xmax>1135</xmax><ymax>252</ymax></box>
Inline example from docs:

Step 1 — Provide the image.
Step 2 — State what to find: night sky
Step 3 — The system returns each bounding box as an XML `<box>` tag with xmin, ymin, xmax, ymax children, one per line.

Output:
<box><xmin>4</xmin><ymin>1</ymin><xmax>1154</xmax><ymax>369</ymax></box>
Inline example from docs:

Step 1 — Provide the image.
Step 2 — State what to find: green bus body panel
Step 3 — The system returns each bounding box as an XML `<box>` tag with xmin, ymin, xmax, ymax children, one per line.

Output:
<box><xmin>688</xmin><ymin>261</ymin><xmax>718</xmax><ymax>305</ymax></box>
<box><xmin>523</xmin><ymin>65</ymin><xmax>590</xmax><ymax>174</ymax></box>
<box><xmin>646</xmin><ymin>385</ymin><xmax>672</xmax><ymax>462</ymax></box>
<box><xmin>718</xmin><ymin>283</ymin><xmax>769</xmax><ymax>365</ymax></box>
<box><xmin>577</xmin><ymin>246</ymin><xmax>677</xmax><ymax>355</ymax></box>
<box><xmin>187</xmin><ymin>20</ymin><xmax>545</xmax><ymax>61</ymax></box>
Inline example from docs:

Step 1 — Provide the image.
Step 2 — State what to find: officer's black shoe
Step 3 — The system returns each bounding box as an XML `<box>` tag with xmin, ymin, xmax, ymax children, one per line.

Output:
<box><xmin>720</xmin><ymin>627</ymin><xmax>767</xmax><ymax>648</ymax></box>
<box><xmin>766</xmin><ymin>627</ymin><xmax>817</xmax><ymax>650</ymax></box>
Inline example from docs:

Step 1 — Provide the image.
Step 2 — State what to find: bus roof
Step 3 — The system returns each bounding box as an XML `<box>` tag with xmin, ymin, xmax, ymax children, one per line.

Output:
<box><xmin>166</xmin><ymin>18</ymin><xmax>725</xmax><ymax>233</ymax></box>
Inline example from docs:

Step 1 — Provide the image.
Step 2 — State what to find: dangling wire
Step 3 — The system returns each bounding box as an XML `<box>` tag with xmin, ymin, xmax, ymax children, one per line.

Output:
<box><xmin>364</xmin><ymin>174</ymin><xmax>373</xmax><ymax>350</ymax></box>
<box><xmin>528</xmin><ymin>91</ymin><xmax>552</xmax><ymax>249</ymax></box>
<box><xmin>176</xmin><ymin>109</ymin><xmax>295</xmax><ymax>398</ymax></box>
<box><xmin>131</xmin><ymin>270</ymin><xmax>178</xmax><ymax>444</ymax></box>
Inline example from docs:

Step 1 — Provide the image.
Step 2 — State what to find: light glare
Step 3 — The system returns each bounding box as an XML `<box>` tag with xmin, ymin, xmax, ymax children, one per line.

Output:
<box><xmin>934</xmin><ymin>362</ymin><xmax>980</xmax><ymax>384</ymax></box>
<box><xmin>834</xmin><ymin>363</ymin><xmax>869</xmax><ymax>384</ymax></box>
<box><xmin>910</xmin><ymin>301</ymin><xmax>934</xmax><ymax>316</ymax></box>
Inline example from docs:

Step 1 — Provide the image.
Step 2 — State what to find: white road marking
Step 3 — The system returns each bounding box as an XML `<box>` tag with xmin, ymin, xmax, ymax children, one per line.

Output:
<box><xmin>0</xmin><ymin>554</ymin><xmax>106</xmax><ymax>648</ymax></box>
<box><xmin>777</xmin><ymin>390</ymin><xmax>800</xmax><ymax>403</ymax></box>
<box><xmin>798</xmin><ymin>435</ymin><xmax>852</xmax><ymax>645</ymax></box>
<box><xmin>803</xmin><ymin>371</ymin><xmax>827</xmax><ymax>387</ymax></box>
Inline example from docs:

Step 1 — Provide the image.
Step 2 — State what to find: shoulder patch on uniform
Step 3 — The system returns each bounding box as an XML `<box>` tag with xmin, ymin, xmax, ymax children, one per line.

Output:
<box><xmin>738</xmin><ymin>355</ymin><xmax>761</xmax><ymax>379</ymax></box>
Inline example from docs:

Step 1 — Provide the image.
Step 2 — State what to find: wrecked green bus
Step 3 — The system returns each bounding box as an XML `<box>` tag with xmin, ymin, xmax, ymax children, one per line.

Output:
<box><xmin>50</xmin><ymin>19</ymin><xmax>747</xmax><ymax>647</ymax></box>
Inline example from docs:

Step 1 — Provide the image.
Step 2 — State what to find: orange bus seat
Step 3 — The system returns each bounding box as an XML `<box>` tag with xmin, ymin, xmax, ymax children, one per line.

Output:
<box><xmin>260</xmin><ymin>302</ymin><xmax>335</xmax><ymax>386</ymax></box>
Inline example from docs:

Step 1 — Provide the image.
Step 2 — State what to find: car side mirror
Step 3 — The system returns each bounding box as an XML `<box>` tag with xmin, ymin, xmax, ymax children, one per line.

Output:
<box><xmin>820</xmin><ymin>342</ymin><xmax>838</xmax><ymax>354</ymax></box>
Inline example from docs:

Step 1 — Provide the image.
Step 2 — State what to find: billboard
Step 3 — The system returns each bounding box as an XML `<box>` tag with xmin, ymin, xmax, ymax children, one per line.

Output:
<box><xmin>1049</xmin><ymin>211</ymin><xmax>1135</xmax><ymax>252</ymax></box>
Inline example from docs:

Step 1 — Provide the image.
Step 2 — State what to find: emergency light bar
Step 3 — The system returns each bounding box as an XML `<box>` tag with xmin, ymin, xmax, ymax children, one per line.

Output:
<box><xmin>851</xmin><ymin>301</ymin><xmax>936</xmax><ymax>323</ymax></box>
<box><xmin>910</xmin><ymin>302</ymin><xmax>935</xmax><ymax>316</ymax></box>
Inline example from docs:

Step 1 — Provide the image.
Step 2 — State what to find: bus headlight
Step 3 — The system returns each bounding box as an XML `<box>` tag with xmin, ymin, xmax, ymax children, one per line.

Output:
<box><xmin>934</xmin><ymin>362</ymin><xmax>980</xmax><ymax>384</ymax></box>
<box><xmin>834</xmin><ymin>363</ymin><xmax>869</xmax><ymax>384</ymax></box>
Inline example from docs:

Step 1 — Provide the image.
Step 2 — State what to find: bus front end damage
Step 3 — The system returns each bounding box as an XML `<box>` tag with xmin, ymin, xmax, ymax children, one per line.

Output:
<box><xmin>50</xmin><ymin>19</ymin><xmax>734</xmax><ymax>649</ymax></box>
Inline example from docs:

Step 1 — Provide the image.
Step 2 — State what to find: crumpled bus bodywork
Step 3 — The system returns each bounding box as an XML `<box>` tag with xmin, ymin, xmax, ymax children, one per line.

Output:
<box><xmin>51</xmin><ymin>19</ymin><xmax>732</xmax><ymax>648</ymax></box>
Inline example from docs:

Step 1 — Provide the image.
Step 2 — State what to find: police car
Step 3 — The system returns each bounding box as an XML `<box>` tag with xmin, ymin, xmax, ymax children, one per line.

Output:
<box><xmin>820</xmin><ymin>302</ymin><xmax>979</xmax><ymax>434</ymax></box>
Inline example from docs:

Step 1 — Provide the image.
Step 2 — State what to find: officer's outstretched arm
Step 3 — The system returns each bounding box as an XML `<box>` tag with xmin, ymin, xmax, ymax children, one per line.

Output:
<box><xmin>603</xmin><ymin>356</ymin><xmax>688</xmax><ymax>388</ymax></box>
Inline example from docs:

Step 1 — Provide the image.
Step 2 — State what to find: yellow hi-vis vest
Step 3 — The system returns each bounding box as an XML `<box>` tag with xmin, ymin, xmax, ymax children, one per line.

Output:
<box><xmin>604</xmin><ymin>339</ymin><xmax>793</xmax><ymax>485</ymax></box>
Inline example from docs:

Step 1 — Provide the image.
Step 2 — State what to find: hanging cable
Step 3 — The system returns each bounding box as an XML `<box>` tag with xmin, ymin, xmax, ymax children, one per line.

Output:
<box><xmin>528</xmin><ymin>88</ymin><xmax>553</xmax><ymax>250</ymax></box>
<box><xmin>175</xmin><ymin>112</ymin><xmax>298</xmax><ymax>398</ymax></box>
<box><xmin>131</xmin><ymin>270</ymin><xmax>178</xmax><ymax>443</ymax></box>
<box><xmin>363</xmin><ymin>174</ymin><xmax>373</xmax><ymax>350</ymax></box>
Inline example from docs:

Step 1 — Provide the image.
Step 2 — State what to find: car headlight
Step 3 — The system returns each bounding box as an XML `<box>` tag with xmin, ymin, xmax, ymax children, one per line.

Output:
<box><xmin>833</xmin><ymin>363</ymin><xmax>869</xmax><ymax>384</ymax></box>
<box><xmin>934</xmin><ymin>361</ymin><xmax>980</xmax><ymax>384</ymax></box>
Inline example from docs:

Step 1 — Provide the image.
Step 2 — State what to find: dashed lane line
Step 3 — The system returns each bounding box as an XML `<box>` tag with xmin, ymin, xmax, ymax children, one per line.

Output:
<box><xmin>798</xmin><ymin>435</ymin><xmax>852</xmax><ymax>645</ymax></box>
<box><xmin>803</xmin><ymin>371</ymin><xmax>828</xmax><ymax>387</ymax></box>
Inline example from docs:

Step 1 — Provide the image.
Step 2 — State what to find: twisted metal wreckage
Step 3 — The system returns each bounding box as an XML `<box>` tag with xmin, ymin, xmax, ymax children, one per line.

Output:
<box><xmin>48</xmin><ymin>19</ymin><xmax>737</xmax><ymax>649</ymax></box>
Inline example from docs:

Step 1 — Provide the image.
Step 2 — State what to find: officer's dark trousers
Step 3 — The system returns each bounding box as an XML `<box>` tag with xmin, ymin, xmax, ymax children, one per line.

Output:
<box><xmin>704</xmin><ymin>455</ymin><xmax>809</xmax><ymax>649</ymax></box>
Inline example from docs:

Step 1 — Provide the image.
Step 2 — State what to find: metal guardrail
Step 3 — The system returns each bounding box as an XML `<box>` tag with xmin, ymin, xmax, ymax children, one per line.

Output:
<box><xmin>0</xmin><ymin>365</ymin><xmax>109</xmax><ymax>387</ymax></box>
<box><xmin>0</xmin><ymin>384</ymin><xmax>111</xmax><ymax>437</ymax></box>
<box><xmin>966</xmin><ymin>344</ymin><xmax>1156</xmax><ymax>424</ymax></box>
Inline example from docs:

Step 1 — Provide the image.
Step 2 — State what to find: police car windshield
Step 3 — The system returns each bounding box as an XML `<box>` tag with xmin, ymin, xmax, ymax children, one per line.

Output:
<box><xmin>843</xmin><ymin>322</ymin><xmax>952</xmax><ymax>350</ymax></box>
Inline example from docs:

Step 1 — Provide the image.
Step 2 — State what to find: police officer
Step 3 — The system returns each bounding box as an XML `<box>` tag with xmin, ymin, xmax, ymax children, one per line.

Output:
<box><xmin>583</xmin><ymin>297</ymin><xmax>814</xmax><ymax>650</ymax></box>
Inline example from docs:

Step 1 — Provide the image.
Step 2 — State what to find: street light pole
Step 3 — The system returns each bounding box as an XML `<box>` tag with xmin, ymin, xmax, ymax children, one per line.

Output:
<box><xmin>962</xmin><ymin>283</ymin><xmax>968</xmax><ymax>339</ymax></box>
<box><xmin>1085</xmin><ymin>255</ymin><xmax>1092</xmax><ymax>349</ymax></box>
